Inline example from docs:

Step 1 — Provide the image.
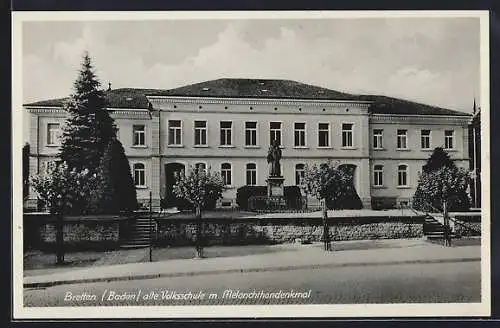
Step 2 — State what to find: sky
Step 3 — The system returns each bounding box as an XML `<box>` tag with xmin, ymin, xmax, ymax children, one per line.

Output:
<box><xmin>21</xmin><ymin>17</ymin><xmax>481</xmax><ymax>141</ymax></box>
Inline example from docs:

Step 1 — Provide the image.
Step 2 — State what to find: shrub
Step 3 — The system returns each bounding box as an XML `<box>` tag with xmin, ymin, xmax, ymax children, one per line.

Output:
<box><xmin>91</xmin><ymin>139</ymin><xmax>137</xmax><ymax>214</ymax></box>
<box><xmin>236</xmin><ymin>186</ymin><xmax>267</xmax><ymax>210</ymax></box>
<box><xmin>284</xmin><ymin>186</ymin><xmax>303</xmax><ymax>209</ymax></box>
<box><xmin>236</xmin><ymin>185</ymin><xmax>304</xmax><ymax>210</ymax></box>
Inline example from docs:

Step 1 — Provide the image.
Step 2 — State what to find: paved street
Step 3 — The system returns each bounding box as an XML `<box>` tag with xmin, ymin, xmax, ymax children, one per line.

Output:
<box><xmin>24</xmin><ymin>259</ymin><xmax>480</xmax><ymax>306</ymax></box>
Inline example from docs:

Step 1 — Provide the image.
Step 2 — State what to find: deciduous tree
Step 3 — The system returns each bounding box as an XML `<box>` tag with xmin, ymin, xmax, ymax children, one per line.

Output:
<box><xmin>30</xmin><ymin>162</ymin><xmax>97</xmax><ymax>263</ymax></box>
<box><xmin>173</xmin><ymin>166</ymin><xmax>224</xmax><ymax>258</ymax></box>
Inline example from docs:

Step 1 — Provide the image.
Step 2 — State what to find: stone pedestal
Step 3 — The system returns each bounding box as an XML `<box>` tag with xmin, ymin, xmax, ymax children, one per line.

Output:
<box><xmin>267</xmin><ymin>176</ymin><xmax>285</xmax><ymax>197</ymax></box>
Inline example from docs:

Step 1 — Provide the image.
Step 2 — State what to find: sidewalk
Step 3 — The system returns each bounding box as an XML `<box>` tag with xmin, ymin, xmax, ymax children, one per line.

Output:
<box><xmin>23</xmin><ymin>239</ymin><xmax>481</xmax><ymax>288</ymax></box>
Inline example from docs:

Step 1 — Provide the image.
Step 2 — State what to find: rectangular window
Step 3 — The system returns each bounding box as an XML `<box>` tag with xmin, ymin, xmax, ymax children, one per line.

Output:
<box><xmin>318</xmin><ymin>123</ymin><xmax>330</xmax><ymax>147</ymax></box>
<box><xmin>342</xmin><ymin>123</ymin><xmax>354</xmax><ymax>148</ymax></box>
<box><xmin>245</xmin><ymin>122</ymin><xmax>257</xmax><ymax>146</ymax></box>
<box><xmin>398</xmin><ymin>165</ymin><xmax>408</xmax><ymax>187</ymax></box>
<box><xmin>373</xmin><ymin>165</ymin><xmax>384</xmax><ymax>187</ymax></box>
<box><xmin>246</xmin><ymin>163</ymin><xmax>257</xmax><ymax>186</ymax></box>
<box><xmin>194</xmin><ymin>121</ymin><xmax>207</xmax><ymax>146</ymax></box>
<box><xmin>294</xmin><ymin>122</ymin><xmax>306</xmax><ymax>147</ymax></box>
<box><xmin>133</xmin><ymin>163</ymin><xmax>146</xmax><ymax>187</ymax></box>
<box><xmin>421</xmin><ymin>130</ymin><xmax>431</xmax><ymax>149</ymax></box>
<box><xmin>373</xmin><ymin>129</ymin><xmax>383</xmax><ymax>149</ymax></box>
<box><xmin>221</xmin><ymin>163</ymin><xmax>232</xmax><ymax>186</ymax></box>
<box><xmin>167</xmin><ymin>121</ymin><xmax>181</xmax><ymax>145</ymax></box>
<box><xmin>397</xmin><ymin>129</ymin><xmax>408</xmax><ymax>149</ymax></box>
<box><xmin>295</xmin><ymin>164</ymin><xmax>305</xmax><ymax>185</ymax></box>
<box><xmin>47</xmin><ymin>123</ymin><xmax>60</xmax><ymax>145</ymax></box>
<box><xmin>133</xmin><ymin>125</ymin><xmax>146</xmax><ymax>146</ymax></box>
<box><xmin>220</xmin><ymin>121</ymin><xmax>232</xmax><ymax>146</ymax></box>
<box><xmin>444</xmin><ymin>130</ymin><xmax>454</xmax><ymax>149</ymax></box>
<box><xmin>270</xmin><ymin>122</ymin><xmax>282</xmax><ymax>146</ymax></box>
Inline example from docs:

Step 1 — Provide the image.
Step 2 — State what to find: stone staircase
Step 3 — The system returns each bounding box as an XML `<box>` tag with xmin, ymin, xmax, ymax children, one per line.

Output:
<box><xmin>423</xmin><ymin>215</ymin><xmax>458</xmax><ymax>240</ymax></box>
<box><xmin>121</xmin><ymin>216</ymin><xmax>156</xmax><ymax>248</ymax></box>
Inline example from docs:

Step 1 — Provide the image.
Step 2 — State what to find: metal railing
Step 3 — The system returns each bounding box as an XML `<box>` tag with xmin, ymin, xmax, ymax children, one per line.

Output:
<box><xmin>247</xmin><ymin>195</ymin><xmax>308</xmax><ymax>213</ymax></box>
<box><xmin>404</xmin><ymin>198</ymin><xmax>481</xmax><ymax>236</ymax></box>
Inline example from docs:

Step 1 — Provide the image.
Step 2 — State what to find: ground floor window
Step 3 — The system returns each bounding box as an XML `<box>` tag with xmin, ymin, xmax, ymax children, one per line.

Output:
<box><xmin>295</xmin><ymin>163</ymin><xmax>305</xmax><ymax>185</ymax></box>
<box><xmin>221</xmin><ymin>163</ymin><xmax>232</xmax><ymax>186</ymax></box>
<box><xmin>246</xmin><ymin>163</ymin><xmax>257</xmax><ymax>185</ymax></box>
<box><xmin>134</xmin><ymin>163</ymin><xmax>146</xmax><ymax>187</ymax></box>
<box><xmin>373</xmin><ymin>165</ymin><xmax>384</xmax><ymax>187</ymax></box>
<box><xmin>398</xmin><ymin>164</ymin><xmax>408</xmax><ymax>187</ymax></box>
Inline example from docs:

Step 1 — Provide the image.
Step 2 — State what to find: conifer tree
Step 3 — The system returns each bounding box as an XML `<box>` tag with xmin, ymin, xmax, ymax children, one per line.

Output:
<box><xmin>59</xmin><ymin>51</ymin><xmax>116</xmax><ymax>174</ymax></box>
<box><xmin>93</xmin><ymin>139</ymin><xmax>137</xmax><ymax>214</ymax></box>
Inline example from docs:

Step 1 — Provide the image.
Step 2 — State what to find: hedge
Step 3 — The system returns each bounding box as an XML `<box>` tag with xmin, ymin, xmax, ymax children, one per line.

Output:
<box><xmin>236</xmin><ymin>185</ymin><xmax>303</xmax><ymax>210</ymax></box>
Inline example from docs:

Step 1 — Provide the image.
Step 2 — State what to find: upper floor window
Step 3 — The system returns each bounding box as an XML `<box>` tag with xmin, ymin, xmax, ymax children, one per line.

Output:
<box><xmin>47</xmin><ymin>123</ymin><xmax>60</xmax><ymax>146</ymax></box>
<box><xmin>270</xmin><ymin>122</ymin><xmax>282</xmax><ymax>146</ymax></box>
<box><xmin>133</xmin><ymin>125</ymin><xmax>146</xmax><ymax>146</ymax></box>
<box><xmin>220</xmin><ymin>121</ymin><xmax>232</xmax><ymax>146</ymax></box>
<box><xmin>342</xmin><ymin>123</ymin><xmax>354</xmax><ymax>148</ymax></box>
<box><xmin>245</xmin><ymin>122</ymin><xmax>257</xmax><ymax>146</ymax></box>
<box><xmin>373</xmin><ymin>165</ymin><xmax>384</xmax><ymax>187</ymax></box>
<box><xmin>444</xmin><ymin>130</ymin><xmax>454</xmax><ymax>149</ymax></box>
<box><xmin>318</xmin><ymin>123</ymin><xmax>330</xmax><ymax>147</ymax></box>
<box><xmin>421</xmin><ymin>130</ymin><xmax>431</xmax><ymax>149</ymax></box>
<box><xmin>221</xmin><ymin>163</ymin><xmax>232</xmax><ymax>186</ymax></box>
<box><xmin>194</xmin><ymin>121</ymin><xmax>207</xmax><ymax>146</ymax></box>
<box><xmin>398</xmin><ymin>164</ymin><xmax>408</xmax><ymax>187</ymax></box>
<box><xmin>373</xmin><ymin>129</ymin><xmax>383</xmax><ymax>149</ymax></box>
<box><xmin>295</xmin><ymin>163</ymin><xmax>305</xmax><ymax>186</ymax></box>
<box><xmin>294</xmin><ymin>122</ymin><xmax>306</xmax><ymax>147</ymax></box>
<box><xmin>397</xmin><ymin>129</ymin><xmax>408</xmax><ymax>149</ymax></box>
<box><xmin>133</xmin><ymin>163</ymin><xmax>146</xmax><ymax>187</ymax></box>
<box><xmin>246</xmin><ymin>163</ymin><xmax>257</xmax><ymax>186</ymax></box>
<box><xmin>168</xmin><ymin>121</ymin><xmax>182</xmax><ymax>145</ymax></box>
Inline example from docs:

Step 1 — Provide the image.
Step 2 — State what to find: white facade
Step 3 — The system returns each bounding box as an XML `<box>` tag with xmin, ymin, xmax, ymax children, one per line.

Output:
<box><xmin>25</xmin><ymin>84</ymin><xmax>472</xmax><ymax>210</ymax></box>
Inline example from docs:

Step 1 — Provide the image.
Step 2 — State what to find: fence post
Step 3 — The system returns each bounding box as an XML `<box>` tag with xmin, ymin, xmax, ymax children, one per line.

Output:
<box><xmin>321</xmin><ymin>199</ymin><xmax>331</xmax><ymax>251</ymax></box>
<box><xmin>149</xmin><ymin>191</ymin><xmax>153</xmax><ymax>262</ymax></box>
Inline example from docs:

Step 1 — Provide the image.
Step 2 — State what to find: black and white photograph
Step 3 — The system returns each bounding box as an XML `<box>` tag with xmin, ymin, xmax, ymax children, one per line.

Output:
<box><xmin>12</xmin><ymin>10</ymin><xmax>490</xmax><ymax>318</ymax></box>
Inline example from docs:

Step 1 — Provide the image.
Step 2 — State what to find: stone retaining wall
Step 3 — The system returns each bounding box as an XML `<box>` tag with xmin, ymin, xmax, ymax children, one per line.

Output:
<box><xmin>24</xmin><ymin>213</ymin><xmax>425</xmax><ymax>250</ymax></box>
<box><xmin>24</xmin><ymin>214</ymin><xmax>127</xmax><ymax>251</ymax></box>
<box><xmin>155</xmin><ymin>217</ymin><xmax>424</xmax><ymax>246</ymax></box>
<box><xmin>453</xmin><ymin>215</ymin><xmax>481</xmax><ymax>237</ymax></box>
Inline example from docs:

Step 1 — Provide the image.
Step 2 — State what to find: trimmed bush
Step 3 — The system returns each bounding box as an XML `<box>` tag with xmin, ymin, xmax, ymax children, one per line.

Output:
<box><xmin>236</xmin><ymin>185</ymin><xmax>304</xmax><ymax>210</ymax></box>
<box><xmin>236</xmin><ymin>186</ymin><xmax>267</xmax><ymax>210</ymax></box>
<box><xmin>284</xmin><ymin>186</ymin><xmax>303</xmax><ymax>209</ymax></box>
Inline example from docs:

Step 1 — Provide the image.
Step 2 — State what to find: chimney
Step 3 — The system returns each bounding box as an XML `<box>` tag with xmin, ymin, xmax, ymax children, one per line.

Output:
<box><xmin>473</xmin><ymin>98</ymin><xmax>476</xmax><ymax>114</ymax></box>
<box><xmin>107</xmin><ymin>82</ymin><xmax>112</xmax><ymax>91</ymax></box>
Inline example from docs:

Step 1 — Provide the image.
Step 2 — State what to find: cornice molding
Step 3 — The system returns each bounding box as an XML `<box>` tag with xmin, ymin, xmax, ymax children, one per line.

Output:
<box><xmin>25</xmin><ymin>106</ymin><xmax>150</xmax><ymax>118</ymax></box>
<box><xmin>370</xmin><ymin>114</ymin><xmax>470</xmax><ymax>125</ymax></box>
<box><xmin>147</xmin><ymin>96</ymin><xmax>372</xmax><ymax>109</ymax></box>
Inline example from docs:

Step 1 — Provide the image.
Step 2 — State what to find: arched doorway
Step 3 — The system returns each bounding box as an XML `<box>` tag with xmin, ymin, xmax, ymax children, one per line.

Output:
<box><xmin>164</xmin><ymin>163</ymin><xmax>186</xmax><ymax>209</ymax></box>
<box><xmin>337</xmin><ymin>164</ymin><xmax>363</xmax><ymax>209</ymax></box>
<box><xmin>338</xmin><ymin>164</ymin><xmax>357</xmax><ymax>189</ymax></box>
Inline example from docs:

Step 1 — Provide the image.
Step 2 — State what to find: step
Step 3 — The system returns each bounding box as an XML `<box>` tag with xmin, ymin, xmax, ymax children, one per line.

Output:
<box><xmin>120</xmin><ymin>244</ymin><xmax>150</xmax><ymax>249</ymax></box>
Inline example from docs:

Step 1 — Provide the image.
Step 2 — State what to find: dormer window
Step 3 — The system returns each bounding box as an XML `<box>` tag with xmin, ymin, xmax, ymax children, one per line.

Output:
<box><xmin>202</xmin><ymin>87</ymin><xmax>210</xmax><ymax>91</ymax></box>
<box><xmin>261</xmin><ymin>89</ymin><xmax>269</xmax><ymax>92</ymax></box>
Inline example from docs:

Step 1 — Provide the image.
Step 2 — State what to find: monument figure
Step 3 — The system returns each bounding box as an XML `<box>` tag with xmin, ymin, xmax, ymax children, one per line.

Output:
<box><xmin>266</xmin><ymin>140</ymin><xmax>285</xmax><ymax>199</ymax></box>
<box><xmin>267</xmin><ymin>139</ymin><xmax>282</xmax><ymax>177</ymax></box>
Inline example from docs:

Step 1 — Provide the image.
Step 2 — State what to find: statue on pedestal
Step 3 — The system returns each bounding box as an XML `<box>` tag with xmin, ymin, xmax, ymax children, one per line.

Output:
<box><xmin>267</xmin><ymin>139</ymin><xmax>282</xmax><ymax>177</ymax></box>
